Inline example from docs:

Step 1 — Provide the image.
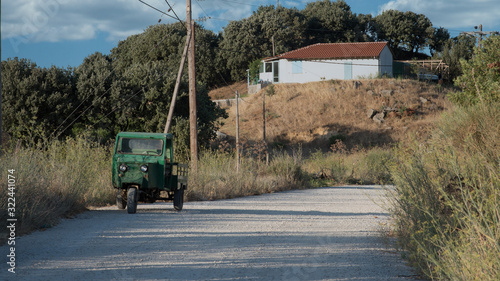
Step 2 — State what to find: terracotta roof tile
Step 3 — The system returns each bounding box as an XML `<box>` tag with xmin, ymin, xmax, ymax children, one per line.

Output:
<box><xmin>267</xmin><ymin>42</ymin><xmax>389</xmax><ymax>61</ymax></box>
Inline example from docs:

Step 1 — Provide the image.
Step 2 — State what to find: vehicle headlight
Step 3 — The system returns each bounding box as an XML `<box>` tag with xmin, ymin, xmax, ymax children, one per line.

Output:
<box><xmin>119</xmin><ymin>164</ymin><xmax>128</xmax><ymax>172</ymax></box>
<box><xmin>140</xmin><ymin>165</ymin><xmax>148</xmax><ymax>173</ymax></box>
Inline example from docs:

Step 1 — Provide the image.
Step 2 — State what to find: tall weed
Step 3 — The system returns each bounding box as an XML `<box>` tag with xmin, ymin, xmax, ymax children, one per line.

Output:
<box><xmin>390</xmin><ymin>103</ymin><xmax>500</xmax><ymax>279</ymax></box>
<box><xmin>0</xmin><ymin>137</ymin><xmax>114</xmax><ymax>238</ymax></box>
<box><xmin>187</xmin><ymin>148</ymin><xmax>309</xmax><ymax>201</ymax></box>
<box><xmin>304</xmin><ymin>146</ymin><xmax>393</xmax><ymax>185</ymax></box>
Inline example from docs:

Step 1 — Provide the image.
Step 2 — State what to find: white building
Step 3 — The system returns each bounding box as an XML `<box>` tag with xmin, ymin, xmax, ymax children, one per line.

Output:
<box><xmin>259</xmin><ymin>42</ymin><xmax>393</xmax><ymax>84</ymax></box>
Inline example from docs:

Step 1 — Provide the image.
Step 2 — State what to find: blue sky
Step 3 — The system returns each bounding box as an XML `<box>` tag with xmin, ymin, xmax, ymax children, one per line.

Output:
<box><xmin>2</xmin><ymin>0</ymin><xmax>500</xmax><ymax>68</ymax></box>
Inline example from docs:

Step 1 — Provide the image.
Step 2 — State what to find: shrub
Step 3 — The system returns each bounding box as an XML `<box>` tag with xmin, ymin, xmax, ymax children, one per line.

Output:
<box><xmin>390</xmin><ymin>103</ymin><xmax>500</xmax><ymax>279</ymax></box>
<box><xmin>451</xmin><ymin>36</ymin><xmax>500</xmax><ymax>106</ymax></box>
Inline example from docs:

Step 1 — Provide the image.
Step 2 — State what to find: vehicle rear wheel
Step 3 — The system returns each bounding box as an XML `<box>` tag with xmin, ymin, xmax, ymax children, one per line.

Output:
<box><xmin>116</xmin><ymin>190</ymin><xmax>126</xmax><ymax>210</ymax></box>
<box><xmin>173</xmin><ymin>186</ymin><xmax>184</xmax><ymax>211</ymax></box>
<box><xmin>127</xmin><ymin>187</ymin><xmax>138</xmax><ymax>214</ymax></box>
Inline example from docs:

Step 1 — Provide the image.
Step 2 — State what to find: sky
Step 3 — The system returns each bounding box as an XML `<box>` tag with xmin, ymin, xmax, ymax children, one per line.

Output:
<box><xmin>2</xmin><ymin>0</ymin><xmax>500</xmax><ymax>68</ymax></box>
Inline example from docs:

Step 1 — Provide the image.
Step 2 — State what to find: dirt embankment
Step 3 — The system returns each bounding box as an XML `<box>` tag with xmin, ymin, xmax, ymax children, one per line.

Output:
<box><xmin>211</xmin><ymin>79</ymin><xmax>455</xmax><ymax>152</ymax></box>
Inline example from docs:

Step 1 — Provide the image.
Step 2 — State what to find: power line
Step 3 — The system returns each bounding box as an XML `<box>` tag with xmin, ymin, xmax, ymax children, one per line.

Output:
<box><xmin>138</xmin><ymin>0</ymin><xmax>178</xmax><ymax>21</ymax></box>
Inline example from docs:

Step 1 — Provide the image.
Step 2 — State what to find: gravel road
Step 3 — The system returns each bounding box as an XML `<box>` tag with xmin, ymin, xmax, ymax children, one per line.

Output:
<box><xmin>2</xmin><ymin>186</ymin><xmax>422</xmax><ymax>280</ymax></box>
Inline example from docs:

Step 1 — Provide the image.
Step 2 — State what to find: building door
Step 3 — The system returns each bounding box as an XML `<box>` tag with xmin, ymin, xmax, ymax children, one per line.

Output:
<box><xmin>273</xmin><ymin>61</ymin><xmax>279</xmax><ymax>83</ymax></box>
<box><xmin>344</xmin><ymin>62</ymin><xmax>352</xmax><ymax>80</ymax></box>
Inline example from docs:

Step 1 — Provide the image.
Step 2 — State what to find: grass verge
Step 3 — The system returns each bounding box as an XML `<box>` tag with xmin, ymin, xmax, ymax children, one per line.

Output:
<box><xmin>0</xmin><ymin>137</ymin><xmax>115</xmax><ymax>239</ymax></box>
<box><xmin>389</xmin><ymin>103</ymin><xmax>500</xmax><ymax>280</ymax></box>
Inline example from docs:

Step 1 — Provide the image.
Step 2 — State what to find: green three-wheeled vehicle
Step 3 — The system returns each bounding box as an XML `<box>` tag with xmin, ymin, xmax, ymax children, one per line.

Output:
<box><xmin>112</xmin><ymin>132</ymin><xmax>188</xmax><ymax>213</ymax></box>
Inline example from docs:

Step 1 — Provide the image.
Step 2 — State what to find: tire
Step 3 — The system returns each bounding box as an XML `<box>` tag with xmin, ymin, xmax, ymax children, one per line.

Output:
<box><xmin>173</xmin><ymin>186</ymin><xmax>184</xmax><ymax>211</ymax></box>
<box><xmin>127</xmin><ymin>187</ymin><xmax>138</xmax><ymax>214</ymax></box>
<box><xmin>116</xmin><ymin>190</ymin><xmax>126</xmax><ymax>210</ymax></box>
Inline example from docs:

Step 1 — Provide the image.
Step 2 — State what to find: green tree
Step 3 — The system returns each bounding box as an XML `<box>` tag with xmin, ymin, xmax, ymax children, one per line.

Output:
<box><xmin>429</xmin><ymin>27</ymin><xmax>451</xmax><ymax>56</ymax></box>
<box><xmin>452</xmin><ymin>35</ymin><xmax>500</xmax><ymax>106</ymax></box>
<box><xmin>219</xmin><ymin>5</ymin><xmax>307</xmax><ymax>81</ymax></box>
<box><xmin>110</xmin><ymin>23</ymin><xmax>223</xmax><ymax>89</ymax></box>
<box><xmin>73</xmin><ymin>52</ymin><xmax>118</xmax><ymax>140</ymax></box>
<box><xmin>1</xmin><ymin>58</ymin><xmax>76</xmax><ymax>144</ymax></box>
<box><xmin>106</xmin><ymin>23</ymin><xmax>227</xmax><ymax>156</ymax></box>
<box><xmin>375</xmin><ymin>10</ymin><xmax>437</xmax><ymax>58</ymax></box>
<box><xmin>434</xmin><ymin>34</ymin><xmax>476</xmax><ymax>80</ymax></box>
<box><xmin>303</xmin><ymin>0</ymin><xmax>361</xmax><ymax>43</ymax></box>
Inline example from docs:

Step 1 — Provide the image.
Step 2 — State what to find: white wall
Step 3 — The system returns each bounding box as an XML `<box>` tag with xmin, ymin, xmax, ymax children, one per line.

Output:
<box><xmin>260</xmin><ymin>57</ymin><xmax>391</xmax><ymax>84</ymax></box>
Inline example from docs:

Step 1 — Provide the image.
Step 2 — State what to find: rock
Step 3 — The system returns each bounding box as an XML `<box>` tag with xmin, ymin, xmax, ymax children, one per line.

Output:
<box><xmin>373</xmin><ymin>112</ymin><xmax>386</xmax><ymax>124</ymax></box>
<box><xmin>383</xmin><ymin>106</ymin><xmax>396</xmax><ymax>112</ymax></box>
<box><xmin>419</xmin><ymin>97</ymin><xmax>429</xmax><ymax>103</ymax></box>
<box><xmin>367</xmin><ymin>109</ymin><xmax>378</xmax><ymax>119</ymax></box>
<box><xmin>380</xmin><ymin>90</ymin><xmax>394</xmax><ymax>97</ymax></box>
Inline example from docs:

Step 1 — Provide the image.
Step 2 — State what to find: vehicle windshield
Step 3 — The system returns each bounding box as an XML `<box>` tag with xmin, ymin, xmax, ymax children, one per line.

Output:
<box><xmin>118</xmin><ymin>138</ymin><xmax>163</xmax><ymax>155</ymax></box>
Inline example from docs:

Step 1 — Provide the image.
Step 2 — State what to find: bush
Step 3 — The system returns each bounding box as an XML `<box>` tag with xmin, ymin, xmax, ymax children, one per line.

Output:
<box><xmin>390</xmin><ymin>103</ymin><xmax>500</xmax><ymax>279</ymax></box>
<box><xmin>451</xmin><ymin>35</ymin><xmax>500</xmax><ymax>106</ymax></box>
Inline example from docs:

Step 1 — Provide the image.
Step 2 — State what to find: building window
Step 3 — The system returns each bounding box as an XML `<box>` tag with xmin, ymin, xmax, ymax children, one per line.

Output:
<box><xmin>292</xmin><ymin>61</ymin><xmax>302</xmax><ymax>74</ymax></box>
<box><xmin>265</xmin><ymin>62</ymin><xmax>272</xmax><ymax>73</ymax></box>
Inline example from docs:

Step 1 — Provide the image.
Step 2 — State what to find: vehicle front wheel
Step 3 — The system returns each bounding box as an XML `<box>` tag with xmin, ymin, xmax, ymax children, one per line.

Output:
<box><xmin>116</xmin><ymin>190</ymin><xmax>126</xmax><ymax>210</ymax></box>
<box><xmin>127</xmin><ymin>187</ymin><xmax>138</xmax><ymax>214</ymax></box>
<box><xmin>173</xmin><ymin>187</ymin><xmax>184</xmax><ymax>211</ymax></box>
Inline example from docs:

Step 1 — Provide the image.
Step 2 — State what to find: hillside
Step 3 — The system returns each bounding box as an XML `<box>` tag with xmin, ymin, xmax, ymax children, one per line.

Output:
<box><xmin>211</xmin><ymin>79</ymin><xmax>455</xmax><ymax>152</ymax></box>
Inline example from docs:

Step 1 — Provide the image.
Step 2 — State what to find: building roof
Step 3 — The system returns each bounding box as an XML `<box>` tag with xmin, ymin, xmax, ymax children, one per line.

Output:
<box><xmin>264</xmin><ymin>42</ymin><xmax>390</xmax><ymax>61</ymax></box>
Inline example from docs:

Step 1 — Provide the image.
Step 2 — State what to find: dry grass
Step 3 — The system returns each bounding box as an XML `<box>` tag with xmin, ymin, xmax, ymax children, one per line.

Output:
<box><xmin>390</xmin><ymin>103</ymin><xmax>500</xmax><ymax>279</ymax></box>
<box><xmin>218</xmin><ymin>79</ymin><xmax>455</xmax><ymax>152</ymax></box>
<box><xmin>0</xmin><ymin>138</ymin><xmax>115</xmax><ymax>240</ymax></box>
<box><xmin>208</xmin><ymin>80</ymin><xmax>249</xmax><ymax>100</ymax></box>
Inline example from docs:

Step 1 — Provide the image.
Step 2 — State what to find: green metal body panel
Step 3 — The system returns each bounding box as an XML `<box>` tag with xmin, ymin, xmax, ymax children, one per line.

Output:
<box><xmin>112</xmin><ymin>132</ymin><xmax>184</xmax><ymax>192</ymax></box>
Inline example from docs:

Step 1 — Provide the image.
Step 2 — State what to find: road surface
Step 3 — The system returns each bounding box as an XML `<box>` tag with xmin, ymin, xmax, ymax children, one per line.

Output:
<box><xmin>1</xmin><ymin>186</ymin><xmax>422</xmax><ymax>280</ymax></box>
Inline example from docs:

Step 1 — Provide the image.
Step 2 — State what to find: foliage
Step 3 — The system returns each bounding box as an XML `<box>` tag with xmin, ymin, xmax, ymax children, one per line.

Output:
<box><xmin>452</xmin><ymin>35</ymin><xmax>500</xmax><ymax>106</ymax></box>
<box><xmin>374</xmin><ymin>10</ymin><xmax>444</xmax><ymax>57</ymax></box>
<box><xmin>1</xmin><ymin>23</ymin><xmax>227</xmax><ymax>155</ymax></box>
<box><xmin>1</xmin><ymin>58</ymin><xmax>77</xmax><ymax>144</ymax></box>
<box><xmin>248</xmin><ymin>59</ymin><xmax>262</xmax><ymax>84</ymax></box>
<box><xmin>390</xmin><ymin>103</ymin><xmax>500</xmax><ymax>279</ymax></box>
<box><xmin>434</xmin><ymin>34</ymin><xmax>476</xmax><ymax>80</ymax></box>
<box><xmin>303</xmin><ymin>0</ymin><xmax>364</xmax><ymax>43</ymax></box>
<box><xmin>219</xmin><ymin>5</ymin><xmax>308</xmax><ymax>81</ymax></box>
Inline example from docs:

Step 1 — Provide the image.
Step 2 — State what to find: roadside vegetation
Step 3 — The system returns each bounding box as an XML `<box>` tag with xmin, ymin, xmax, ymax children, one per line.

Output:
<box><xmin>1</xmin><ymin>2</ymin><xmax>497</xmax><ymax>279</ymax></box>
<box><xmin>0</xmin><ymin>138</ymin><xmax>114</xmax><ymax>237</ymax></box>
<box><xmin>390</xmin><ymin>36</ymin><xmax>500</xmax><ymax>279</ymax></box>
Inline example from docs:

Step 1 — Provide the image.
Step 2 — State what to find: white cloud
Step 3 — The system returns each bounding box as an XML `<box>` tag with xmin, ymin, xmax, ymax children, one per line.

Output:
<box><xmin>2</xmin><ymin>0</ymin><xmax>179</xmax><ymax>43</ymax></box>
<box><xmin>1</xmin><ymin>0</ymin><xmax>280</xmax><ymax>43</ymax></box>
<box><xmin>5</xmin><ymin>0</ymin><xmax>497</xmax><ymax>45</ymax></box>
<box><xmin>380</xmin><ymin>0</ymin><xmax>500</xmax><ymax>30</ymax></box>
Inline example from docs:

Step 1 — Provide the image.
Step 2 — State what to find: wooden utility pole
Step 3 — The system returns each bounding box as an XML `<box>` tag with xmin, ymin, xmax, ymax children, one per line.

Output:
<box><xmin>187</xmin><ymin>0</ymin><xmax>198</xmax><ymax>170</ymax></box>
<box><xmin>0</xmin><ymin>6</ymin><xmax>2</xmax><ymax>151</ymax></box>
<box><xmin>164</xmin><ymin>32</ymin><xmax>191</xmax><ymax>134</ymax></box>
<box><xmin>262</xmin><ymin>91</ymin><xmax>266</xmax><ymax>142</ymax></box>
<box><xmin>235</xmin><ymin>91</ymin><xmax>240</xmax><ymax>172</ymax></box>
<box><xmin>461</xmin><ymin>24</ymin><xmax>500</xmax><ymax>48</ymax></box>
